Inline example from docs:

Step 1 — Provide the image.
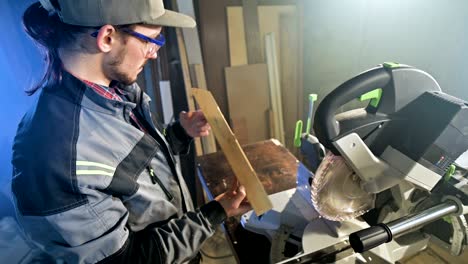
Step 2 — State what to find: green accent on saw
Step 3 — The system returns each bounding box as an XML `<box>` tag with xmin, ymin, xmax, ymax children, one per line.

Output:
<box><xmin>294</xmin><ymin>120</ymin><xmax>303</xmax><ymax>147</ymax></box>
<box><xmin>444</xmin><ymin>164</ymin><xmax>456</xmax><ymax>181</ymax></box>
<box><xmin>306</xmin><ymin>94</ymin><xmax>318</xmax><ymax>134</ymax></box>
<box><xmin>383</xmin><ymin>62</ymin><xmax>400</xmax><ymax>69</ymax></box>
<box><xmin>360</xmin><ymin>88</ymin><xmax>382</xmax><ymax>108</ymax></box>
<box><xmin>306</xmin><ymin>119</ymin><xmax>312</xmax><ymax>136</ymax></box>
<box><xmin>309</xmin><ymin>94</ymin><xmax>318</xmax><ymax>102</ymax></box>
<box><xmin>442</xmin><ymin>216</ymin><xmax>452</xmax><ymax>224</ymax></box>
<box><xmin>306</xmin><ymin>118</ymin><xmax>312</xmax><ymax>134</ymax></box>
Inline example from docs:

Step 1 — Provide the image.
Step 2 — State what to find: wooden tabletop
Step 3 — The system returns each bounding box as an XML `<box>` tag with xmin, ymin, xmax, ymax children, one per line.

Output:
<box><xmin>196</xmin><ymin>139</ymin><xmax>300</xmax><ymax>262</ymax></box>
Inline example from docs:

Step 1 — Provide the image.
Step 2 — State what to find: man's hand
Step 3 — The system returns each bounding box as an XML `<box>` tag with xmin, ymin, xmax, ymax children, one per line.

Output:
<box><xmin>179</xmin><ymin>110</ymin><xmax>211</xmax><ymax>138</ymax></box>
<box><xmin>215</xmin><ymin>184</ymin><xmax>252</xmax><ymax>218</ymax></box>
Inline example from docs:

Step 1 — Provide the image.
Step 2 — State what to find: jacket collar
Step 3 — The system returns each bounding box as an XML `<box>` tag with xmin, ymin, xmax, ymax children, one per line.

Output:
<box><xmin>57</xmin><ymin>70</ymin><xmax>141</xmax><ymax>115</ymax></box>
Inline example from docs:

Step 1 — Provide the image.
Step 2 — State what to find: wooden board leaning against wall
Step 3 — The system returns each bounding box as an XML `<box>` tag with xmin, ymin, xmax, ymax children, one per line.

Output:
<box><xmin>225</xmin><ymin>64</ymin><xmax>271</xmax><ymax>145</ymax></box>
<box><xmin>225</xmin><ymin>5</ymin><xmax>303</xmax><ymax>155</ymax></box>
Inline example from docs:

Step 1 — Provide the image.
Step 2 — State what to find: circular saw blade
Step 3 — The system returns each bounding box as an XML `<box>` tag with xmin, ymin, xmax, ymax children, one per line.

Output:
<box><xmin>311</xmin><ymin>152</ymin><xmax>375</xmax><ymax>221</ymax></box>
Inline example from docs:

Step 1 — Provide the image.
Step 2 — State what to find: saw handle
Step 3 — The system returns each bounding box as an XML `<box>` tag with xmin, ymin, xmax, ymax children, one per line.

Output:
<box><xmin>349</xmin><ymin>224</ymin><xmax>392</xmax><ymax>253</ymax></box>
<box><xmin>349</xmin><ymin>201</ymin><xmax>459</xmax><ymax>253</ymax></box>
<box><xmin>314</xmin><ymin>66</ymin><xmax>392</xmax><ymax>154</ymax></box>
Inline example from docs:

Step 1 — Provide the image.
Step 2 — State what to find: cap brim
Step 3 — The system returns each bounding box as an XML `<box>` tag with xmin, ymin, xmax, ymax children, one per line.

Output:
<box><xmin>145</xmin><ymin>9</ymin><xmax>196</xmax><ymax>28</ymax></box>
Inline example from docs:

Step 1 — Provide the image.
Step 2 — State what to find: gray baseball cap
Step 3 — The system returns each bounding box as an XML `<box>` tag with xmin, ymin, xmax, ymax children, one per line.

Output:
<box><xmin>39</xmin><ymin>0</ymin><xmax>196</xmax><ymax>28</ymax></box>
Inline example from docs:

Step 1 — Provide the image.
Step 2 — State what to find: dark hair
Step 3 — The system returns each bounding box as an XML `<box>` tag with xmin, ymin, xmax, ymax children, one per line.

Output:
<box><xmin>22</xmin><ymin>2</ymin><xmax>96</xmax><ymax>95</ymax></box>
<box><xmin>23</xmin><ymin>2</ymin><xmax>138</xmax><ymax>95</ymax></box>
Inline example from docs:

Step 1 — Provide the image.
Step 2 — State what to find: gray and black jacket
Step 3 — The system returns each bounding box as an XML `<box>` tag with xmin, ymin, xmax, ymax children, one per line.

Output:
<box><xmin>11</xmin><ymin>71</ymin><xmax>226</xmax><ymax>264</ymax></box>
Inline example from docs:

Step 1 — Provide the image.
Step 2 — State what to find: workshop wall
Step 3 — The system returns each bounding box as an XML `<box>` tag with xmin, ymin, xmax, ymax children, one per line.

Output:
<box><xmin>0</xmin><ymin>0</ymin><xmax>39</xmax><ymax>213</ymax></box>
<box><xmin>197</xmin><ymin>0</ymin><xmax>468</xmax><ymax>152</ymax></box>
<box><xmin>303</xmin><ymin>0</ymin><xmax>468</xmax><ymax>116</ymax></box>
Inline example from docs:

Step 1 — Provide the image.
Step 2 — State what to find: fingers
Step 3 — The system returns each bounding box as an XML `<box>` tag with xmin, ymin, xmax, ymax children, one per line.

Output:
<box><xmin>179</xmin><ymin>110</ymin><xmax>211</xmax><ymax>138</ymax></box>
<box><xmin>215</xmin><ymin>184</ymin><xmax>251</xmax><ymax>217</ymax></box>
<box><xmin>231</xmin><ymin>185</ymin><xmax>246</xmax><ymax>208</ymax></box>
<box><xmin>229</xmin><ymin>179</ymin><xmax>239</xmax><ymax>193</ymax></box>
<box><xmin>235</xmin><ymin>202</ymin><xmax>253</xmax><ymax>216</ymax></box>
<box><xmin>200</xmin><ymin>131</ymin><xmax>210</xmax><ymax>137</ymax></box>
<box><xmin>192</xmin><ymin>110</ymin><xmax>207</xmax><ymax>122</ymax></box>
<box><xmin>195</xmin><ymin>123</ymin><xmax>211</xmax><ymax>137</ymax></box>
<box><xmin>181</xmin><ymin>112</ymin><xmax>209</xmax><ymax>128</ymax></box>
<box><xmin>197</xmin><ymin>122</ymin><xmax>211</xmax><ymax>131</ymax></box>
<box><xmin>195</xmin><ymin>120</ymin><xmax>210</xmax><ymax>127</ymax></box>
<box><xmin>179</xmin><ymin>111</ymin><xmax>187</xmax><ymax>120</ymax></box>
<box><xmin>179</xmin><ymin>111</ymin><xmax>196</xmax><ymax>121</ymax></box>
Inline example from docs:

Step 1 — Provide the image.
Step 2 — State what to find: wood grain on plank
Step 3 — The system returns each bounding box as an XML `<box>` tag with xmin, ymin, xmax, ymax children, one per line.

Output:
<box><xmin>192</xmin><ymin>88</ymin><xmax>272</xmax><ymax>215</ymax></box>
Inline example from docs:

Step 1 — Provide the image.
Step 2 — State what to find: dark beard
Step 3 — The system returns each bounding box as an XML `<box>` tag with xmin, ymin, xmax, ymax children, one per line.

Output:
<box><xmin>107</xmin><ymin>48</ymin><xmax>138</xmax><ymax>85</ymax></box>
<box><xmin>112</xmin><ymin>68</ymin><xmax>136</xmax><ymax>86</ymax></box>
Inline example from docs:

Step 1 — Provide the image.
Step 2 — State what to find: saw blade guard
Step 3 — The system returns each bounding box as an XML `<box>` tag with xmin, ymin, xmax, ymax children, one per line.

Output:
<box><xmin>311</xmin><ymin>152</ymin><xmax>376</xmax><ymax>221</ymax></box>
<box><xmin>313</xmin><ymin>63</ymin><xmax>442</xmax><ymax>155</ymax></box>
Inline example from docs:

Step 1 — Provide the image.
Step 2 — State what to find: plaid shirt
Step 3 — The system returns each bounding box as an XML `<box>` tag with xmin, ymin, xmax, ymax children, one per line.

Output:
<box><xmin>82</xmin><ymin>80</ymin><xmax>148</xmax><ymax>133</ymax></box>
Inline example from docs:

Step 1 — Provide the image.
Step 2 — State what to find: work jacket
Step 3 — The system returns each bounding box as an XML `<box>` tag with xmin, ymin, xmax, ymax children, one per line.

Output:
<box><xmin>11</xmin><ymin>71</ymin><xmax>226</xmax><ymax>264</ymax></box>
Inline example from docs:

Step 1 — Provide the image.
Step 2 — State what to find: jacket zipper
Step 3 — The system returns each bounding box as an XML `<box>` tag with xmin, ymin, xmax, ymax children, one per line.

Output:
<box><xmin>147</xmin><ymin>166</ymin><xmax>174</xmax><ymax>202</ymax></box>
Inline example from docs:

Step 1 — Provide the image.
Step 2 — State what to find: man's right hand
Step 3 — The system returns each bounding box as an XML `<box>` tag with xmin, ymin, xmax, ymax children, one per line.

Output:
<box><xmin>215</xmin><ymin>184</ymin><xmax>251</xmax><ymax>218</ymax></box>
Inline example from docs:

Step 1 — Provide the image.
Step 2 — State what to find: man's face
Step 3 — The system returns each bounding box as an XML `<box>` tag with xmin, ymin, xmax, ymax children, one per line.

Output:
<box><xmin>103</xmin><ymin>25</ymin><xmax>162</xmax><ymax>85</ymax></box>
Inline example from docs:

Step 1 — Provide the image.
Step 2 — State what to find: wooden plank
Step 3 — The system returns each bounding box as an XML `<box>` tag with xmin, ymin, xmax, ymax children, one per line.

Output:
<box><xmin>176</xmin><ymin>28</ymin><xmax>195</xmax><ymax>110</ymax></box>
<box><xmin>190</xmin><ymin>64</ymin><xmax>217</xmax><ymax>154</ymax></box>
<box><xmin>265</xmin><ymin>32</ymin><xmax>285</xmax><ymax>144</ymax></box>
<box><xmin>242</xmin><ymin>0</ymin><xmax>263</xmax><ymax>64</ymax></box>
<box><xmin>225</xmin><ymin>64</ymin><xmax>270</xmax><ymax>145</ymax></box>
<box><xmin>175</xmin><ymin>28</ymin><xmax>204</xmax><ymax>156</ymax></box>
<box><xmin>227</xmin><ymin>7</ymin><xmax>248</xmax><ymax>66</ymax></box>
<box><xmin>174</xmin><ymin>0</ymin><xmax>218</xmax><ymax>155</ymax></box>
<box><xmin>280</xmin><ymin>13</ymin><xmax>300</xmax><ymax>152</ymax></box>
<box><xmin>192</xmin><ymin>88</ymin><xmax>272</xmax><ymax>215</ymax></box>
<box><xmin>258</xmin><ymin>5</ymin><xmax>296</xmax><ymax>68</ymax></box>
<box><xmin>258</xmin><ymin>6</ymin><xmax>299</xmax><ymax>149</ymax></box>
<box><xmin>198</xmin><ymin>0</ymin><xmax>240</xmax><ymax>122</ymax></box>
<box><xmin>296</xmin><ymin>0</ymin><xmax>305</xmax><ymax>139</ymax></box>
<box><xmin>193</xmin><ymin>64</ymin><xmax>208</xmax><ymax>90</ymax></box>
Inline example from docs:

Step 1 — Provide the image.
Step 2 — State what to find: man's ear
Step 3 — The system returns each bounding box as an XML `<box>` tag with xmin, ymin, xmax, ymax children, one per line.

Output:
<box><xmin>95</xmin><ymin>25</ymin><xmax>117</xmax><ymax>53</ymax></box>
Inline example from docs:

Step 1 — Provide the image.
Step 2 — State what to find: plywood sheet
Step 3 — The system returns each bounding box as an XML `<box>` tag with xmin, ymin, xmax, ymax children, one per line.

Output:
<box><xmin>224</xmin><ymin>64</ymin><xmax>271</xmax><ymax>145</ymax></box>
<box><xmin>258</xmin><ymin>5</ymin><xmax>296</xmax><ymax>68</ymax></box>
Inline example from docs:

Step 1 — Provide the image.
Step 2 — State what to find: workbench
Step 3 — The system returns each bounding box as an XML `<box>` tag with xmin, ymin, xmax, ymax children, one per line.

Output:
<box><xmin>196</xmin><ymin>139</ymin><xmax>300</xmax><ymax>263</ymax></box>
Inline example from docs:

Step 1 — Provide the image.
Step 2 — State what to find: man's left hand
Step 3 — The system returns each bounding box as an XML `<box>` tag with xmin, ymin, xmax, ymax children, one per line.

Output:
<box><xmin>179</xmin><ymin>110</ymin><xmax>211</xmax><ymax>138</ymax></box>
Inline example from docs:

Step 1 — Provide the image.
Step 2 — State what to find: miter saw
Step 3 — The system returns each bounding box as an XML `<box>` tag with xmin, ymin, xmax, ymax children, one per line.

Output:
<box><xmin>241</xmin><ymin>63</ymin><xmax>468</xmax><ymax>263</ymax></box>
